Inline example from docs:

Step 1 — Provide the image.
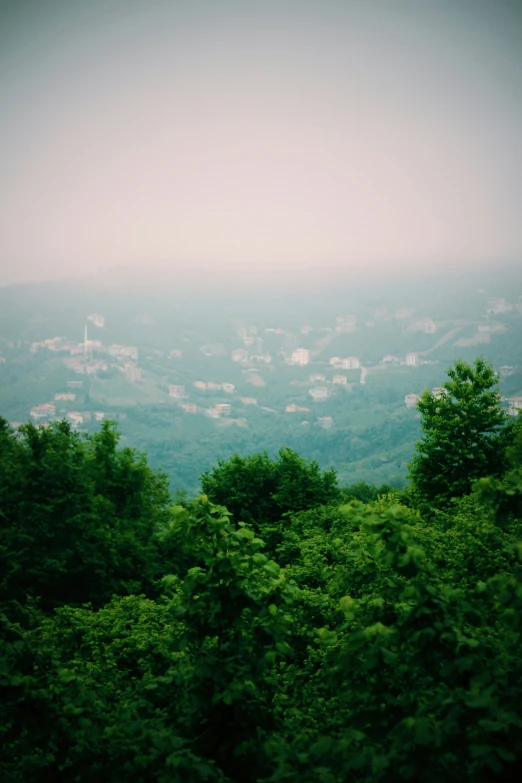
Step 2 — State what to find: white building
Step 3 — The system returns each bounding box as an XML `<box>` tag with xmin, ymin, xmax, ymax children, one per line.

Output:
<box><xmin>309</xmin><ymin>386</ymin><xmax>328</xmax><ymax>401</ymax></box>
<box><xmin>406</xmin><ymin>353</ymin><xmax>419</xmax><ymax>367</ymax></box>
<box><xmin>67</xmin><ymin>411</ymin><xmax>84</xmax><ymax>426</ymax></box>
<box><xmin>107</xmin><ymin>344</ymin><xmax>138</xmax><ymax>361</ymax></box>
<box><xmin>341</xmin><ymin>357</ymin><xmax>360</xmax><ymax>370</ymax></box>
<box><xmin>432</xmin><ymin>387</ymin><xmax>447</xmax><ymax>399</ymax></box>
<box><xmin>222</xmin><ymin>382</ymin><xmax>235</xmax><ymax>393</ymax></box>
<box><xmin>94</xmin><ymin>411</ymin><xmax>105</xmax><ymax>421</ymax></box>
<box><xmin>309</xmin><ymin>373</ymin><xmax>325</xmax><ymax>383</ymax></box>
<box><xmin>215</xmin><ymin>403</ymin><xmax>231</xmax><ymax>416</ymax></box>
<box><xmin>240</xmin><ymin>397</ymin><xmax>258</xmax><ymax>405</ymax></box>
<box><xmin>405</xmin><ymin>393</ymin><xmax>421</xmax><ymax>408</ymax></box>
<box><xmin>232</xmin><ymin>349</ymin><xmax>249</xmax><ymax>362</ymax></box>
<box><xmin>487</xmin><ymin>298</ymin><xmax>512</xmax><ymax>314</ymax></box>
<box><xmin>194</xmin><ymin>381</ymin><xmax>207</xmax><ymax>390</ymax></box>
<box><xmin>169</xmin><ymin>385</ymin><xmax>186</xmax><ymax>399</ymax></box>
<box><xmin>333</xmin><ymin>375</ymin><xmax>347</xmax><ymax>384</ymax></box>
<box><xmin>31</xmin><ymin>336</ymin><xmax>66</xmax><ymax>353</ymax></box>
<box><xmin>291</xmin><ymin>348</ymin><xmax>310</xmax><ymax>366</ymax></box>
<box><xmin>30</xmin><ymin>403</ymin><xmax>56</xmax><ymax>421</ymax></box>
<box><xmin>181</xmin><ymin>403</ymin><xmax>197</xmax><ymax>413</ymax></box>
<box><xmin>54</xmin><ymin>393</ymin><xmax>75</xmax><ymax>401</ymax></box>
<box><xmin>330</xmin><ymin>356</ymin><xmax>360</xmax><ymax>369</ymax></box>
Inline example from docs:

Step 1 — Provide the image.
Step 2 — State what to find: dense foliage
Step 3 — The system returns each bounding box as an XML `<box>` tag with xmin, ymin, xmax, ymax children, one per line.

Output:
<box><xmin>0</xmin><ymin>418</ymin><xmax>170</xmax><ymax>612</ymax></box>
<box><xmin>408</xmin><ymin>358</ymin><xmax>511</xmax><ymax>512</ymax></box>
<box><xmin>1</xmin><ymin>359</ymin><xmax>522</xmax><ymax>781</ymax></box>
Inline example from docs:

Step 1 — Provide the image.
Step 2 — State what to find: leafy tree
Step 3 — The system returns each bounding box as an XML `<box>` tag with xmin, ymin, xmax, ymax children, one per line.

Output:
<box><xmin>200</xmin><ymin>447</ymin><xmax>340</xmax><ymax>536</ymax></box>
<box><xmin>3</xmin><ymin>375</ymin><xmax>522</xmax><ymax>783</ymax></box>
<box><xmin>341</xmin><ymin>481</ymin><xmax>394</xmax><ymax>504</ymax></box>
<box><xmin>267</xmin><ymin>501</ymin><xmax>522</xmax><ymax>782</ymax></box>
<box><xmin>1</xmin><ymin>498</ymin><xmax>294</xmax><ymax>783</ymax></box>
<box><xmin>0</xmin><ymin>418</ymin><xmax>170</xmax><ymax>613</ymax></box>
<box><xmin>0</xmin><ymin>596</ymin><xmax>222</xmax><ymax>783</ymax></box>
<box><xmin>408</xmin><ymin>358</ymin><xmax>510</xmax><ymax>512</ymax></box>
<box><xmin>475</xmin><ymin>415</ymin><xmax>522</xmax><ymax>526</ymax></box>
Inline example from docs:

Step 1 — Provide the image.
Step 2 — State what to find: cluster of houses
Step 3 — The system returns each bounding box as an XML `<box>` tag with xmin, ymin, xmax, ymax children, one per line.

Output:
<box><xmin>29</xmin><ymin>401</ymin><xmax>106</xmax><ymax>428</ymax></box>
<box><xmin>487</xmin><ymin>298</ymin><xmax>513</xmax><ymax>315</ymax></box>
<box><xmin>232</xmin><ymin>349</ymin><xmax>272</xmax><ymax>363</ymax></box>
<box><xmin>192</xmin><ymin>381</ymin><xmax>235</xmax><ymax>393</ymax></box>
<box><xmin>31</xmin><ymin>330</ymin><xmax>141</xmax><ymax>379</ymax></box>
<box><xmin>19</xmin><ymin>304</ymin><xmax>522</xmax><ymax>431</ymax></box>
<box><xmin>405</xmin><ymin>388</ymin><xmax>522</xmax><ymax>415</ymax></box>
<box><xmin>330</xmin><ymin>356</ymin><xmax>361</xmax><ymax>370</ymax></box>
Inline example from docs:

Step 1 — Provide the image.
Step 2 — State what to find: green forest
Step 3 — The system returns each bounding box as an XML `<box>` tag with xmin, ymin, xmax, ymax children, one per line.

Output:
<box><xmin>2</xmin><ymin>357</ymin><xmax>522</xmax><ymax>782</ymax></box>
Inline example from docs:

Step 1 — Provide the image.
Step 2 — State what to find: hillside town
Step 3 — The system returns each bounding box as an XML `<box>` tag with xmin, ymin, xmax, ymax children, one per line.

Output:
<box><xmin>0</xmin><ymin>293</ymin><xmax>517</xmax><ymax>433</ymax></box>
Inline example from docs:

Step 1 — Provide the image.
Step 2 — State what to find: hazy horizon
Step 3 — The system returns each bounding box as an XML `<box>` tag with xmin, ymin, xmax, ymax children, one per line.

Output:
<box><xmin>1</xmin><ymin>0</ymin><xmax>521</xmax><ymax>287</ymax></box>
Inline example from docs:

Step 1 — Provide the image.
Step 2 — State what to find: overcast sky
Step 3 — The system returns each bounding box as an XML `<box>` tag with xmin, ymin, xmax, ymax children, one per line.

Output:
<box><xmin>0</xmin><ymin>0</ymin><xmax>521</xmax><ymax>286</ymax></box>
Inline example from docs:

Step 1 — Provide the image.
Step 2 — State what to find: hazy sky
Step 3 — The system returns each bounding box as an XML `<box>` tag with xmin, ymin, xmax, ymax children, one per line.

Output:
<box><xmin>0</xmin><ymin>0</ymin><xmax>521</xmax><ymax>285</ymax></box>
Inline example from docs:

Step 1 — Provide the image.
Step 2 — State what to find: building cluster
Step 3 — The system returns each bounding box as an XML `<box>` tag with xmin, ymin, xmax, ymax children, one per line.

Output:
<box><xmin>30</xmin><ymin>323</ymin><xmax>142</xmax><ymax>381</ymax></box>
<box><xmin>330</xmin><ymin>356</ymin><xmax>360</xmax><ymax>370</ymax></box>
<box><xmin>232</xmin><ymin>349</ymin><xmax>271</xmax><ymax>363</ymax></box>
<box><xmin>29</xmin><ymin>402</ymin><xmax>106</xmax><ymax>428</ymax></box>
<box><xmin>335</xmin><ymin>314</ymin><xmax>357</xmax><ymax>331</ymax></box>
<box><xmin>17</xmin><ymin>299</ymin><xmax>521</xmax><ymax>436</ymax></box>
<box><xmin>193</xmin><ymin>381</ymin><xmax>235</xmax><ymax>392</ymax></box>
<box><xmin>487</xmin><ymin>298</ymin><xmax>513</xmax><ymax>315</ymax></box>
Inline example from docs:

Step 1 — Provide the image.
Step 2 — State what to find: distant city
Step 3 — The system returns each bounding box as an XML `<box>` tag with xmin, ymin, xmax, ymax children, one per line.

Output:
<box><xmin>2</xmin><ymin>295</ymin><xmax>519</xmax><ymax>431</ymax></box>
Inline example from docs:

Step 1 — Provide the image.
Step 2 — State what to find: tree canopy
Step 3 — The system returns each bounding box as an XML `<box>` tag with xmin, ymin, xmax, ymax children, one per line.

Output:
<box><xmin>408</xmin><ymin>357</ymin><xmax>510</xmax><ymax>512</ymax></box>
<box><xmin>1</xmin><ymin>359</ymin><xmax>522</xmax><ymax>782</ymax></box>
<box><xmin>0</xmin><ymin>417</ymin><xmax>170</xmax><ymax>613</ymax></box>
<box><xmin>201</xmin><ymin>446</ymin><xmax>340</xmax><ymax>528</ymax></box>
